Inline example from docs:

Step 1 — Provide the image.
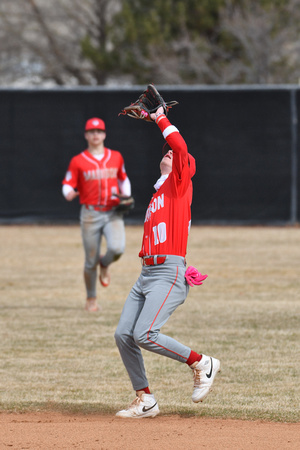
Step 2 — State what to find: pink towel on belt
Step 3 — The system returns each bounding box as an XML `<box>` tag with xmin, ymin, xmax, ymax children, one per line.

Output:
<box><xmin>185</xmin><ymin>266</ymin><xmax>208</xmax><ymax>287</ymax></box>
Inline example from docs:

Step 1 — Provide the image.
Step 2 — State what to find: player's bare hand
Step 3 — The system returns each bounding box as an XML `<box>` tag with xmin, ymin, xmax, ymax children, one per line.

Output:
<box><xmin>66</xmin><ymin>190</ymin><xmax>79</xmax><ymax>201</ymax></box>
<box><xmin>150</xmin><ymin>106</ymin><xmax>165</xmax><ymax>121</ymax></box>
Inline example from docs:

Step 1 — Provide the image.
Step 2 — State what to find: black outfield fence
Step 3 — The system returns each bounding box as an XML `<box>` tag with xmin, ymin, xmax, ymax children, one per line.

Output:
<box><xmin>0</xmin><ymin>85</ymin><xmax>299</xmax><ymax>224</ymax></box>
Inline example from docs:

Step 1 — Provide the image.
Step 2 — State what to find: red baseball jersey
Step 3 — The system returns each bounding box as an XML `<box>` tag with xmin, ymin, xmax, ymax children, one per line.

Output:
<box><xmin>139</xmin><ymin>117</ymin><xmax>195</xmax><ymax>258</ymax></box>
<box><xmin>62</xmin><ymin>148</ymin><xmax>128</xmax><ymax>207</ymax></box>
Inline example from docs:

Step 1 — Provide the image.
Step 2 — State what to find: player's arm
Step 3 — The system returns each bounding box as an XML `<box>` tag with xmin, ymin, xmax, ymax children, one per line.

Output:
<box><xmin>118</xmin><ymin>177</ymin><xmax>131</xmax><ymax>196</ymax></box>
<box><xmin>62</xmin><ymin>184</ymin><xmax>79</xmax><ymax>201</ymax></box>
<box><xmin>117</xmin><ymin>154</ymin><xmax>132</xmax><ymax>196</ymax></box>
<box><xmin>150</xmin><ymin>106</ymin><xmax>189</xmax><ymax>179</ymax></box>
<box><xmin>62</xmin><ymin>158</ymin><xmax>80</xmax><ymax>201</ymax></box>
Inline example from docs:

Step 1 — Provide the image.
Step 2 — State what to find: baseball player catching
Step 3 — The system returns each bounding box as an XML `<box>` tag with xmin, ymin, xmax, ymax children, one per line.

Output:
<box><xmin>62</xmin><ymin>117</ymin><xmax>133</xmax><ymax>312</ymax></box>
<box><xmin>114</xmin><ymin>85</ymin><xmax>220</xmax><ymax>418</ymax></box>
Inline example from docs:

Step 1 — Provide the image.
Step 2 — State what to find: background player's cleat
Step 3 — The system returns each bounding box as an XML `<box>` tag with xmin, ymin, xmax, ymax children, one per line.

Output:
<box><xmin>190</xmin><ymin>355</ymin><xmax>221</xmax><ymax>403</ymax></box>
<box><xmin>116</xmin><ymin>393</ymin><xmax>160</xmax><ymax>418</ymax></box>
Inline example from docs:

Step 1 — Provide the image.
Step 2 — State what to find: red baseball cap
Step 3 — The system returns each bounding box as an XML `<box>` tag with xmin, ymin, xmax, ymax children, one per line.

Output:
<box><xmin>162</xmin><ymin>142</ymin><xmax>196</xmax><ymax>178</ymax></box>
<box><xmin>85</xmin><ymin>117</ymin><xmax>105</xmax><ymax>131</ymax></box>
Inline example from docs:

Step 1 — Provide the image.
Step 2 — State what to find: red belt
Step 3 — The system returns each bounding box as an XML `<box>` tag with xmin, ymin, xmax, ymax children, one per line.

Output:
<box><xmin>85</xmin><ymin>204</ymin><xmax>112</xmax><ymax>212</ymax></box>
<box><xmin>142</xmin><ymin>256</ymin><xmax>166</xmax><ymax>266</ymax></box>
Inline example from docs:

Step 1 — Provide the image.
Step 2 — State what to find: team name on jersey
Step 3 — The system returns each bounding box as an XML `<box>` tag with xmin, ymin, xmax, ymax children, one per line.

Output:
<box><xmin>145</xmin><ymin>194</ymin><xmax>164</xmax><ymax>222</ymax></box>
<box><xmin>83</xmin><ymin>167</ymin><xmax>118</xmax><ymax>181</ymax></box>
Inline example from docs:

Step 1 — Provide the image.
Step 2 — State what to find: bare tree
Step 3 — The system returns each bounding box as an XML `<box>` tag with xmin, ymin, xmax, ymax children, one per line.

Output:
<box><xmin>215</xmin><ymin>0</ymin><xmax>300</xmax><ymax>84</ymax></box>
<box><xmin>0</xmin><ymin>0</ymin><xmax>121</xmax><ymax>86</ymax></box>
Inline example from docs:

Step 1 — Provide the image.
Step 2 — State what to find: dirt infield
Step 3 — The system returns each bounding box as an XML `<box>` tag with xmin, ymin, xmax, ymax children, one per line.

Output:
<box><xmin>0</xmin><ymin>413</ymin><xmax>299</xmax><ymax>450</ymax></box>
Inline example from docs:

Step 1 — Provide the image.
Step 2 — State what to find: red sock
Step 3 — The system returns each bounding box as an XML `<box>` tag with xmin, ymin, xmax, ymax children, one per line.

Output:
<box><xmin>141</xmin><ymin>387</ymin><xmax>151</xmax><ymax>394</ymax></box>
<box><xmin>186</xmin><ymin>350</ymin><xmax>202</xmax><ymax>366</ymax></box>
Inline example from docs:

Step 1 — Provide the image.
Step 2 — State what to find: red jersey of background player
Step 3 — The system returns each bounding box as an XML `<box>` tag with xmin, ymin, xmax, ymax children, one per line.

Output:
<box><xmin>62</xmin><ymin>148</ymin><xmax>128</xmax><ymax>208</ymax></box>
<box><xmin>139</xmin><ymin>117</ymin><xmax>196</xmax><ymax>258</ymax></box>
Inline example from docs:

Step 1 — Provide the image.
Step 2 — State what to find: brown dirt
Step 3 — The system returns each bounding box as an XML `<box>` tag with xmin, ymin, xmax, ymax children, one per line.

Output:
<box><xmin>0</xmin><ymin>413</ymin><xmax>299</xmax><ymax>450</ymax></box>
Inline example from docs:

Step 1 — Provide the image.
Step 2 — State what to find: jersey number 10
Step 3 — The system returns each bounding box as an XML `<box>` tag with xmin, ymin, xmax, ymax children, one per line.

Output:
<box><xmin>153</xmin><ymin>222</ymin><xmax>167</xmax><ymax>245</ymax></box>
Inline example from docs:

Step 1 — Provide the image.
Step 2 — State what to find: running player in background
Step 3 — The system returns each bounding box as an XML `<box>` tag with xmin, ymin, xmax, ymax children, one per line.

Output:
<box><xmin>114</xmin><ymin>106</ymin><xmax>220</xmax><ymax>418</ymax></box>
<box><xmin>62</xmin><ymin>118</ymin><xmax>131</xmax><ymax>313</ymax></box>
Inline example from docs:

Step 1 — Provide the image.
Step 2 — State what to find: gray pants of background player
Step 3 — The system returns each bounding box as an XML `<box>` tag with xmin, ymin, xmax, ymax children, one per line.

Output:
<box><xmin>115</xmin><ymin>256</ymin><xmax>192</xmax><ymax>391</ymax></box>
<box><xmin>80</xmin><ymin>205</ymin><xmax>125</xmax><ymax>299</ymax></box>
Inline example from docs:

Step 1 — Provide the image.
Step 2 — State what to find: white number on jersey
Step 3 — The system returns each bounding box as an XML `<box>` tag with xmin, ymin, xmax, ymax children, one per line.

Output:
<box><xmin>153</xmin><ymin>222</ymin><xmax>167</xmax><ymax>245</ymax></box>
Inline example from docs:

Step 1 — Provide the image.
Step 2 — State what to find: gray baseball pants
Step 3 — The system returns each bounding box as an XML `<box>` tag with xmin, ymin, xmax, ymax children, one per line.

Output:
<box><xmin>80</xmin><ymin>205</ymin><xmax>125</xmax><ymax>299</ymax></box>
<box><xmin>114</xmin><ymin>255</ymin><xmax>191</xmax><ymax>391</ymax></box>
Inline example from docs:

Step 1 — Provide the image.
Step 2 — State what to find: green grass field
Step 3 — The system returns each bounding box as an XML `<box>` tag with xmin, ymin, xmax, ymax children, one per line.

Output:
<box><xmin>0</xmin><ymin>224</ymin><xmax>299</xmax><ymax>422</ymax></box>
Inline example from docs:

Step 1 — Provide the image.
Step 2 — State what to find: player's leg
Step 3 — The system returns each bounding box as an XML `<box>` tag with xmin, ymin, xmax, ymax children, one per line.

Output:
<box><xmin>114</xmin><ymin>278</ymin><xmax>160</xmax><ymax>418</ymax></box>
<box><xmin>114</xmin><ymin>276</ymin><xmax>149</xmax><ymax>391</ymax></box>
<box><xmin>101</xmin><ymin>212</ymin><xmax>125</xmax><ymax>265</ymax></box>
<box><xmin>80</xmin><ymin>206</ymin><xmax>102</xmax><ymax>310</ymax></box>
<box><xmin>99</xmin><ymin>212</ymin><xmax>125</xmax><ymax>287</ymax></box>
<box><xmin>134</xmin><ymin>257</ymin><xmax>220</xmax><ymax>402</ymax></box>
<box><xmin>133</xmin><ymin>257</ymin><xmax>192</xmax><ymax>362</ymax></box>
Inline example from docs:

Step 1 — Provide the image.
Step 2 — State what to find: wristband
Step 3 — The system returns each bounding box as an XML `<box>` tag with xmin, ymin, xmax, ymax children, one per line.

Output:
<box><xmin>155</xmin><ymin>113</ymin><xmax>166</xmax><ymax>124</ymax></box>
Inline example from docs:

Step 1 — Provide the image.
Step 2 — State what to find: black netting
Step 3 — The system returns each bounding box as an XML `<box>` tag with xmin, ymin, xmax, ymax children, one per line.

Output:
<box><xmin>0</xmin><ymin>87</ymin><xmax>298</xmax><ymax>224</ymax></box>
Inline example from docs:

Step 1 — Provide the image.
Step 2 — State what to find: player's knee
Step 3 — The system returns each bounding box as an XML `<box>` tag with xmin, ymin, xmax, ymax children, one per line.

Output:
<box><xmin>111</xmin><ymin>251</ymin><xmax>123</xmax><ymax>262</ymax></box>
<box><xmin>111</xmin><ymin>241</ymin><xmax>125</xmax><ymax>255</ymax></box>
<box><xmin>114</xmin><ymin>327</ymin><xmax>129</xmax><ymax>348</ymax></box>
<box><xmin>85</xmin><ymin>261</ymin><xmax>97</xmax><ymax>271</ymax></box>
<box><xmin>84</xmin><ymin>253</ymin><xmax>99</xmax><ymax>270</ymax></box>
<box><xmin>114</xmin><ymin>329</ymin><xmax>123</xmax><ymax>347</ymax></box>
<box><xmin>133</xmin><ymin>329</ymin><xmax>157</xmax><ymax>348</ymax></box>
<box><xmin>105</xmin><ymin>247</ymin><xmax>124</xmax><ymax>264</ymax></box>
<box><xmin>133</xmin><ymin>330</ymin><xmax>144</xmax><ymax>347</ymax></box>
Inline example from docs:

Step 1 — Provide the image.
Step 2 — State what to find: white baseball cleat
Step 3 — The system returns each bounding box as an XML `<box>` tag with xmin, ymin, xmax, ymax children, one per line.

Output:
<box><xmin>191</xmin><ymin>354</ymin><xmax>221</xmax><ymax>403</ymax></box>
<box><xmin>116</xmin><ymin>393</ymin><xmax>160</xmax><ymax>418</ymax></box>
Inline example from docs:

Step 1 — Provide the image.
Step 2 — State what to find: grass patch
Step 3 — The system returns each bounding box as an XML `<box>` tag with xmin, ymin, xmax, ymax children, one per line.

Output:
<box><xmin>0</xmin><ymin>225</ymin><xmax>299</xmax><ymax>422</ymax></box>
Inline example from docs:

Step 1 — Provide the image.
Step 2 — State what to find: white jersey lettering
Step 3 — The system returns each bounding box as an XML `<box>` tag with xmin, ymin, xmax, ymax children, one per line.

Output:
<box><xmin>83</xmin><ymin>167</ymin><xmax>118</xmax><ymax>181</ymax></box>
<box><xmin>144</xmin><ymin>194</ymin><xmax>164</xmax><ymax>223</ymax></box>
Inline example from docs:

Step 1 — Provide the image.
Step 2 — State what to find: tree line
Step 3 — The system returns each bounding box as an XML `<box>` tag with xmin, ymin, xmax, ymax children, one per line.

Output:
<box><xmin>0</xmin><ymin>0</ymin><xmax>299</xmax><ymax>86</ymax></box>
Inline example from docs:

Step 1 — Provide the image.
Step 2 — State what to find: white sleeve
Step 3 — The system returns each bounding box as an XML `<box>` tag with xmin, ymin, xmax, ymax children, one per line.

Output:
<box><xmin>62</xmin><ymin>184</ymin><xmax>74</xmax><ymax>198</ymax></box>
<box><xmin>118</xmin><ymin>176</ymin><xmax>131</xmax><ymax>196</ymax></box>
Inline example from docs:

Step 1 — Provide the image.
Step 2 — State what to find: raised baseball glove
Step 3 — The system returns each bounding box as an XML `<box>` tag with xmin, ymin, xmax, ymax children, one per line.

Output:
<box><xmin>119</xmin><ymin>84</ymin><xmax>178</xmax><ymax>122</ymax></box>
<box><xmin>113</xmin><ymin>194</ymin><xmax>135</xmax><ymax>214</ymax></box>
